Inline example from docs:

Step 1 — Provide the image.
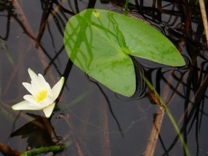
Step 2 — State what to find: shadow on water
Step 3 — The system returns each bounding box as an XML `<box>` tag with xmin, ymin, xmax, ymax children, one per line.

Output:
<box><xmin>0</xmin><ymin>0</ymin><xmax>208</xmax><ymax>155</ymax></box>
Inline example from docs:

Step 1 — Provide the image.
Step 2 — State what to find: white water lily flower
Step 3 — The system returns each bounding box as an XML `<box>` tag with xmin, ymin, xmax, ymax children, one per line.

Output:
<box><xmin>12</xmin><ymin>68</ymin><xmax>64</xmax><ymax>118</ymax></box>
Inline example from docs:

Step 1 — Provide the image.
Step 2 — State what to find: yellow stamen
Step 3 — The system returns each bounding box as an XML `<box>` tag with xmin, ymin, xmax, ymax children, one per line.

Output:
<box><xmin>36</xmin><ymin>90</ymin><xmax>48</xmax><ymax>102</ymax></box>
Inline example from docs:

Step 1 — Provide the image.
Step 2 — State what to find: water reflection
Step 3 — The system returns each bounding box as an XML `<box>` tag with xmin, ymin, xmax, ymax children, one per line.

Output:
<box><xmin>0</xmin><ymin>0</ymin><xmax>208</xmax><ymax>156</ymax></box>
<box><xmin>11</xmin><ymin>113</ymin><xmax>56</xmax><ymax>149</ymax></box>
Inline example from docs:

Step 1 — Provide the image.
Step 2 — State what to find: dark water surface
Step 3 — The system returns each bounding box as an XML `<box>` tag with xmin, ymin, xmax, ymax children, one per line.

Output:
<box><xmin>0</xmin><ymin>0</ymin><xmax>208</xmax><ymax>155</ymax></box>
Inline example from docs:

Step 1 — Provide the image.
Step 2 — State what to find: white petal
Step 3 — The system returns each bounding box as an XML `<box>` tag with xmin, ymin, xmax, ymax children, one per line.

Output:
<box><xmin>38</xmin><ymin>95</ymin><xmax>54</xmax><ymax>107</ymax></box>
<box><xmin>52</xmin><ymin>77</ymin><xmax>64</xmax><ymax>100</ymax></box>
<box><xmin>23</xmin><ymin>95</ymin><xmax>36</xmax><ymax>104</ymax></box>
<box><xmin>38</xmin><ymin>74</ymin><xmax>51</xmax><ymax>89</ymax></box>
<box><xmin>31</xmin><ymin>80</ymin><xmax>43</xmax><ymax>94</ymax></box>
<box><xmin>22</xmin><ymin>82</ymin><xmax>36</xmax><ymax>96</ymax></box>
<box><xmin>42</xmin><ymin>102</ymin><xmax>56</xmax><ymax>118</ymax></box>
<box><xmin>22</xmin><ymin>82</ymin><xmax>32</xmax><ymax>91</ymax></box>
<box><xmin>28</xmin><ymin>68</ymin><xmax>38</xmax><ymax>82</ymax></box>
<box><xmin>37</xmin><ymin>74</ymin><xmax>53</xmax><ymax>95</ymax></box>
<box><xmin>12</xmin><ymin>100</ymin><xmax>41</xmax><ymax>110</ymax></box>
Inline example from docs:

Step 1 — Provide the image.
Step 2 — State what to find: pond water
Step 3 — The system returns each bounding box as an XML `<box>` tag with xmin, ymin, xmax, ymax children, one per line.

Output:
<box><xmin>0</xmin><ymin>0</ymin><xmax>208</xmax><ymax>156</ymax></box>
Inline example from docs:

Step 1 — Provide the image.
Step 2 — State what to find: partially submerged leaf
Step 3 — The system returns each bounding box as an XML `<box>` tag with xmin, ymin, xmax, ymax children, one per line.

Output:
<box><xmin>64</xmin><ymin>9</ymin><xmax>185</xmax><ymax>97</ymax></box>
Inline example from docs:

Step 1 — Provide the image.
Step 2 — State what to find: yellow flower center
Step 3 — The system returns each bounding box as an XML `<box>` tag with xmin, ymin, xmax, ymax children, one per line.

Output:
<box><xmin>36</xmin><ymin>90</ymin><xmax>48</xmax><ymax>102</ymax></box>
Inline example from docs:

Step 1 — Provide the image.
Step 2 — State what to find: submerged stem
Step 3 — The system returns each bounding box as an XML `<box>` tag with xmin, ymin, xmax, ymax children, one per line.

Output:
<box><xmin>124</xmin><ymin>0</ymin><xmax>129</xmax><ymax>16</ymax></box>
<box><xmin>199</xmin><ymin>0</ymin><xmax>208</xmax><ymax>45</ymax></box>
<box><xmin>20</xmin><ymin>145</ymin><xmax>65</xmax><ymax>156</ymax></box>
<box><xmin>141</xmin><ymin>74</ymin><xmax>190</xmax><ymax>156</ymax></box>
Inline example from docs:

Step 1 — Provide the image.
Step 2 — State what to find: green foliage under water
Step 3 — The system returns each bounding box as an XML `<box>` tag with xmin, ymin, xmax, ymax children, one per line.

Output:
<box><xmin>63</xmin><ymin>9</ymin><xmax>185</xmax><ymax>97</ymax></box>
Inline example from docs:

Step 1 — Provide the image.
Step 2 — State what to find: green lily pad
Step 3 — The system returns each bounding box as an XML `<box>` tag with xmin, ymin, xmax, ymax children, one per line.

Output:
<box><xmin>64</xmin><ymin>9</ymin><xmax>185</xmax><ymax>97</ymax></box>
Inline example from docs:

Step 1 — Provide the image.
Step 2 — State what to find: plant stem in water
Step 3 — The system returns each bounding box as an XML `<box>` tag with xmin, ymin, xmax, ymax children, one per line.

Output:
<box><xmin>124</xmin><ymin>0</ymin><xmax>129</xmax><ymax>15</ymax></box>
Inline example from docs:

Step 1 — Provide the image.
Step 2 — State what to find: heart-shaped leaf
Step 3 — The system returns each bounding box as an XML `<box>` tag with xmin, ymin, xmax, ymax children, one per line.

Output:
<box><xmin>64</xmin><ymin>9</ymin><xmax>185</xmax><ymax>97</ymax></box>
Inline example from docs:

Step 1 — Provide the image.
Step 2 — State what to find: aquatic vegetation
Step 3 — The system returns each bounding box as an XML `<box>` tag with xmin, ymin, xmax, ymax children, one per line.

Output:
<box><xmin>12</xmin><ymin>68</ymin><xmax>64</xmax><ymax>118</ymax></box>
<box><xmin>64</xmin><ymin>9</ymin><xmax>185</xmax><ymax>97</ymax></box>
<box><xmin>0</xmin><ymin>0</ymin><xmax>206</xmax><ymax>155</ymax></box>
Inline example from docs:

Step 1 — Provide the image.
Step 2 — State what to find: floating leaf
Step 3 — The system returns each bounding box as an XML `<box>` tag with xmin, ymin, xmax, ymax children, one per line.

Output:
<box><xmin>64</xmin><ymin>9</ymin><xmax>185</xmax><ymax>97</ymax></box>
